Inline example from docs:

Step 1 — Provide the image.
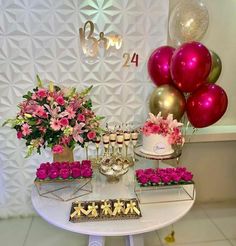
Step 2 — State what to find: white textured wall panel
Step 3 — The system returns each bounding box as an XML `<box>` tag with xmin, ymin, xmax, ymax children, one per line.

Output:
<box><xmin>0</xmin><ymin>0</ymin><xmax>169</xmax><ymax>217</ymax></box>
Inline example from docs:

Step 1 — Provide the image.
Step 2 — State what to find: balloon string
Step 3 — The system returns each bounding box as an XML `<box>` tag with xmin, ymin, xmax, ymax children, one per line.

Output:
<box><xmin>178</xmin><ymin>112</ymin><xmax>197</xmax><ymax>166</ymax></box>
<box><xmin>187</xmin><ymin>127</ymin><xmax>198</xmax><ymax>143</ymax></box>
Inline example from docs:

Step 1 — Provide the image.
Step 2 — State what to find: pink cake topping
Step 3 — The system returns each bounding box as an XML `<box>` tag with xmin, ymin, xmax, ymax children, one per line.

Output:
<box><xmin>142</xmin><ymin>112</ymin><xmax>184</xmax><ymax>145</ymax></box>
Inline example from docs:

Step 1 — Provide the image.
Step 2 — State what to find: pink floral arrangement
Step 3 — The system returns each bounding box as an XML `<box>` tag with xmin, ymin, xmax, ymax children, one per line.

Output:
<box><xmin>136</xmin><ymin>167</ymin><xmax>193</xmax><ymax>186</ymax></box>
<box><xmin>3</xmin><ymin>76</ymin><xmax>103</xmax><ymax>157</ymax></box>
<box><xmin>36</xmin><ymin>160</ymin><xmax>92</xmax><ymax>180</ymax></box>
<box><xmin>142</xmin><ymin>112</ymin><xmax>184</xmax><ymax>145</ymax></box>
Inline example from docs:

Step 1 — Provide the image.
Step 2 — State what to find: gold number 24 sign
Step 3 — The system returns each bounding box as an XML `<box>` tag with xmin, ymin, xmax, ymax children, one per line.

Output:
<box><xmin>79</xmin><ymin>21</ymin><xmax>139</xmax><ymax>67</ymax></box>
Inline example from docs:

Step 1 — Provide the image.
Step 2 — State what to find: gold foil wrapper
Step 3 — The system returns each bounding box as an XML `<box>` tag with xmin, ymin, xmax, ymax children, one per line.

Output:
<box><xmin>69</xmin><ymin>198</ymin><xmax>141</xmax><ymax>223</ymax></box>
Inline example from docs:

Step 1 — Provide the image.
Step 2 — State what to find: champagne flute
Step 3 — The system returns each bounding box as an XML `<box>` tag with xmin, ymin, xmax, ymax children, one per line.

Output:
<box><xmin>102</xmin><ymin>133</ymin><xmax>110</xmax><ymax>155</ymax></box>
<box><xmin>124</xmin><ymin>130</ymin><xmax>131</xmax><ymax>157</ymax></box>
<box><xmin>116</xmin><ymin>133</ymin><xmax>124</xmax><ymax>156</ymax></box>
<box><xmin>95</xmin><ymin>136</ymin><xmax>101</xmax><ymax>161</ymax></box>
<box><xmin>84</xmin><ymin>142</ymin><xmax>89</xmax><ymax>160</ymax></box>
<box><xmin>109</xmin><ymin>131</ymin><xmax>117</xmax><ymax>155</ymax></box>
<box><xmin>131</xmin><ymin>130</ymin><xmax>139</xmax><ymax>148</ymax></box>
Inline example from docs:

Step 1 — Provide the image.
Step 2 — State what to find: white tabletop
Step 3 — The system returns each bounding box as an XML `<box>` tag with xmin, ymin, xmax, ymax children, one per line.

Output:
<box><xmin>32</xmin><ymin>165</ymin><xmax>195</xmax><ymax>237</ymax></box>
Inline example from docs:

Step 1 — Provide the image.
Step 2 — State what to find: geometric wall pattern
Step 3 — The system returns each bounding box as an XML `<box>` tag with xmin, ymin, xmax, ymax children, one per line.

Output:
<box><xmin>0</xmin><ymin>0</ymin><xmax>169</xmax><ymax>217</ymax></box>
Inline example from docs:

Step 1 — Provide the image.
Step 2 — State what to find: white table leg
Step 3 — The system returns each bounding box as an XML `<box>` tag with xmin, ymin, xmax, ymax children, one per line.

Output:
<box><xmin>125</xmin><ymin>234</ymin><xmax>144</xmax><ymax>246</ymax></box>
<box><xmin>88</xmin><ymin>235</ymin><xmax>105</xmax><ymax>246</ymax></box>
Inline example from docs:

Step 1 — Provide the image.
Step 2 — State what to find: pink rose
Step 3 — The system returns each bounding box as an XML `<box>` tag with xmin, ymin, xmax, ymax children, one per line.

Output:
<box><xmin>48</xmin><ymin>168</ymin><xmax>59</xmax><ymax>179</ymax></box>
<box><xmin>156</xmin><ymin>168</ymin><xmax>161</xmax><ymax>174</ymax></box>
<box><xmin>59</xmin><ymin>168</ymin><xmax>70</xmax><ymax>179</ymax></box>
<box><xmin>161</xmin><ymin>175</ymin><xmax>171</xmax><ymax>184</ymax></box>
<box><xmin>60</xmin><ymin>162</ymin><xmax>70</xmax><ymax>169</ymax></box>
<box><xmin>70</xmin><ymin>161</ymin><xmax>80</xmax><ymax>168</ymax></box>
<box><xmin>151</xmin><ymin>124</ymin><xmax>161</xmax><ymax>134</ymax></box>
<box><xmin>17</xmin><ymin>131</ymin><xmax>23</xmax><ymax>139</ymax></box>
<box><xmin>52</xmin><ymin>144</ymin><xmax>64</xmax><ymax>154</ymax></box>
<box><xmin>171</xmin><ymin>173</ymin><xmax>181</xmax><ymax>182</ymax></box>
<box><xmin>81</xmin><ymin>168</ymin><xmax>92</xmax><ymax>178</ymax></box>
<box><xmin>71</xmin><ymin>167</ymin><xmax>81</xmax><ymax>178</ymax></box>
<box><xmin>176</xmin><ymin>167</ymin><xmax>187</xmax><ymax>173</ymax></box>
<box><xmin>165</xmin><ymin>168</ymin><xmax>174</xmax><ymax>173</ymax></box>
<box><xmin>36</xmin><ymin>168</ymin><xmax>48</xmax><ymax>180</ymax></box>
<box><xmin>142</xmin><ymin>126</ymin><xmax>152</xmax><ymax>136</ymax></box>
<box><xmin>37</xmin><ymin>88</ymin><xmax>47</xmax><ymax>98</ymax></box>
<box><xmin>59</xmin><ymin>118</ymin><xmax>69</xmax><ymax>127</ymax></box>
<box><xmin>31</xmin><ymin>93</ymin><xmax>37</xmax><ymax>100</ymax></box>
<box><xmin>51</xmin><ymin>162</ymin><xmax>61</xmax><ymax>169</ymax></box>
<box><xmin>87</xmin><ymin>131</ymin><xmax>96</xmax><ymax>140</ymax></box>
<box><xmin>182</xmin><ymin>171</ymin><xmax>193</xmax><ymax>182</ymax></box>
<box><xmin>144</xmin><ymin>168</ymin><xmax>155</xmax><ymax>176</ymax></box>
<box><xmin>56</xmin><ymin>96</ymin><xmax>65</xmax><ymax>105</ymax></box>
<box><xmin>149</xmin><ymin>174</ymin><xmax>161</xmax><ymax>184</ymax></box>
<box><xmin>81</xmin><ymin>160</ymin><xmax>91</xmax><ymax>168</ymax></box>
<box><xmin>138</xmin><ymin>174</ymin><xmax>149</xmax><ymax>185</ymax></box>
<box><xmin>136</xmin><ymin>169</ymin><xmax>145</xmax><ymax>178</ymax></box>
<box><xmin>39</xmin><ymin>163</ymin><xmax>50</xmax><ymax>171</ymax></box>
<box><xmin>77</xmin><ymin>113</ymin><xmax>86</xmax><ymax>122</ymax></box>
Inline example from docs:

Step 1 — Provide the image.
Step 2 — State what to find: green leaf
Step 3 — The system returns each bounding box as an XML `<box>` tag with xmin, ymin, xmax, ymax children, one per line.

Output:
<box><xmin>2</xmin><ymin>118</ymin><xmax>24</xmax><ymax>127</ymax></box>
<box><xmin>80</xmin><ymin>85</ymin><xmax>93</xmax><ymax>97</ymax></box>
<box><xmin>36</xmin><ymin>74</ymin><xmax>43</xmax><ymax>88</ymax></box>
<box><xmin>25</xmin><ymin>145</ymin><xmax>35</xmax><ymax>158</ymax></box>
<box><xmin>84</xmin><ymin>98</ymin><xmax>92</xmax><ymax>108</ymax></box>
<box><xmin>95</xmin><ymin>115</ymin><xmax>105</xmax><ymax>121</ymax></box>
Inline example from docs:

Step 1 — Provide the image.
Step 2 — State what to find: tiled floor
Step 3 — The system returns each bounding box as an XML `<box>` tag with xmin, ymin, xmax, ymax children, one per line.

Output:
<box><xmin>0</xmin><ymin>201</ymin><xmax>235</xmax><ymax>246</ymax></box>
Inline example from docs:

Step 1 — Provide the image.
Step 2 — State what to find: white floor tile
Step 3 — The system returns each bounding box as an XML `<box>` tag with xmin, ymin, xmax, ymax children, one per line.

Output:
<box><xmin>163</xmin><ymin>240</ymin><xmax>232</xmax><ymax>246</ymax></box>
<box><xmin>230</xmin><ymin>239</ymin><xmax>236</xmax><ymax>245</ymax></box>
<box><xmin>24</xmin><ymin>216</ymin><xmax>88</xmax><ymax>246</ymax></box>
<box><xmin>158</xmin><ymin>205</ymin><xmax>225</xmax><ymax>245</ymax></box>
<box><xmin>144</xmin><ymin>231</ymin><xmax>162</xmax><ymax>246</ymax></box>
<box><xmin>0</xmin><ymin>217</ymin><xmax>32</xmax><ymax>246</ymax></box>
<box><xmin>106</xmin><ymin>231</ymin><xmax>161</xmax><ymax>246</ymax></box>
<box><xmin>201</xmin><ymin>201</ymin><xmax>236</xmax><ymax>239</ymax></box>
<box><xmin>106</xmin><ymin>236</ymin><xmax>126</xmax><ymax>246</ymax></box>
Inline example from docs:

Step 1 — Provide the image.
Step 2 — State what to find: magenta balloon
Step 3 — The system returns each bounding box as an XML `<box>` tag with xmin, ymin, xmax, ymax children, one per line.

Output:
<box><xmin>148</xmin><ymin>46</ymin><xmax>175</xmax><ymax>86</ymax></box>
<box><xmin>186</xmin><ymin>84</ymin><xmax>228</xmax><ymax>128</ymax></box>
<box><xmin>171</xmin><ymin>41</ymin><xmax>212</xmax><ymax>93</ymax></box>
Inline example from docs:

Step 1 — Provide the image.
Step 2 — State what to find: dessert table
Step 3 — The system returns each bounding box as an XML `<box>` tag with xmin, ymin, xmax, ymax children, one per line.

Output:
<box><xmin>32</xmin><ymin>163</ymin><xmax>195</xmax><ymax>246</ymax></box>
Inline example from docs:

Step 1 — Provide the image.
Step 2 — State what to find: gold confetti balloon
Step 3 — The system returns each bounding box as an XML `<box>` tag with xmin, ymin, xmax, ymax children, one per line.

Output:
<box><xmin>169</xmin><ymin>0</ymin><xmax>209</xmax><ymax>47</ymax></box>
<box><xmin>149</xmin><ymin>85</ymin><xmax>186</xmax><ymax>121</ymax></box>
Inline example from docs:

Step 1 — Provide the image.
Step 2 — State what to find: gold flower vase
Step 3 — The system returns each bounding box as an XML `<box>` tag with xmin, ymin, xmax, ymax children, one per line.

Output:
<box><xmin>53</xmin><ymin>146</ymin><xmax>74</xmax><ymax>162</ymax></box>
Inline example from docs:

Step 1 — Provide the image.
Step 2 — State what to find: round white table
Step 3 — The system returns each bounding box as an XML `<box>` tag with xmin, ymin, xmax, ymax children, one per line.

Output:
<box><xmin>32</xmin><ymin>165</ymin><xmax>195</xmax><ymax>246</ymax></box>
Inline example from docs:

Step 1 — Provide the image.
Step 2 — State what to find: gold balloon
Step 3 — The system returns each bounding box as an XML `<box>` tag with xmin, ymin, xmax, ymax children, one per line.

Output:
<box><xmin>149</xmin><ymin>85</ymin><xmax>186</xmax><ymax>121</ymax></box>
<box><xmin>207</xmin><ymin>50</ymin><xmax>222</xmax><ymax>83</ymax></box>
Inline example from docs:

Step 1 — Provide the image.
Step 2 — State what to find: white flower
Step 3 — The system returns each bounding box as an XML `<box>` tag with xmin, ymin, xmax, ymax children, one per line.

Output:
<box><xmin>148</xmin><ymin>112</ymin><xmax>162</xmax><ymax>124</ymax></box>
<box><xmin>169</xmin><ymin>119</ymin><xmax>183</xmax><ymax>128</ymax></box>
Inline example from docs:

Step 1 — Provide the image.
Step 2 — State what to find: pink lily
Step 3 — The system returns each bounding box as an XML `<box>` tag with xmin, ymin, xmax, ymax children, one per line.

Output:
<box><xmin>44</xmin><ymin>104</ymin><xmax>60</xmax><ymax>118</ymax></box>
<box><xmin>73</xmin><ymin>122</ymin><xmax>85</xmax><ymax>143</ymax></box>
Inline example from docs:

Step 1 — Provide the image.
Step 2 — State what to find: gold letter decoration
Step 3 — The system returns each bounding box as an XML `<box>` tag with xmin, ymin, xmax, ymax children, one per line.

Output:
<box><xmin>79</xmin><ymin>20</ymin><xmax>122</xmax><ymax>58</ymax></box>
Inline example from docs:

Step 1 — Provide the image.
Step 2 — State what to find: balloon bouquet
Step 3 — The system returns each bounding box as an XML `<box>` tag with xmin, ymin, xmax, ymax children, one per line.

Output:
<box><xmin>148</xmin><ymin>0</ymin><xmax>228</xmax><ymax>131</ymax></box>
